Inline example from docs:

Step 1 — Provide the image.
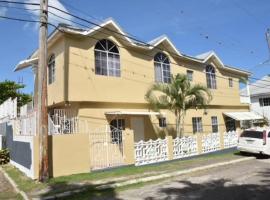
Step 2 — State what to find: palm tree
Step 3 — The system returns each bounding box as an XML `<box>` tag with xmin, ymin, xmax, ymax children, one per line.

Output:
<box><xmin>145</xmin><ymin>73</ymin><xmax>212</xmax><ymax>137</ymax></box>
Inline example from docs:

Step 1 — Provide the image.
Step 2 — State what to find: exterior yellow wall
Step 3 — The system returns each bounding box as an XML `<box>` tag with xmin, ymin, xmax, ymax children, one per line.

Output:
<box><xmin>45</xmin><ymin>30</ymin><xmax>249</xmax><ymax>139</ymax></box>
<box><xmin>63</xmin><ymin>31</ymin><xmax>246</xmax><ymax>106</ymax></box>
<box><xmin>75</xmin><ymin>101</ymin><xmax>247</xmax><ymax>139</ymax></box>
<box><xmin>49</xmin><ymin>134</ymin><xmax>90</xmax><ymax>177</ymax></box>
<box><xmin>47</xmin><ymin>37</ymin><xmax>66</xmax><ymax>106</ymax></box>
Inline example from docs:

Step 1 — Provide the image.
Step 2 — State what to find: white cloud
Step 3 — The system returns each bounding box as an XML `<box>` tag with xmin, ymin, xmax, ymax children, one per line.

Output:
<box><xmin>0</xmin><ymin>7</ymin><xmax>7</xmax><ymax>16</ymax></box>
<box><xmin>24</xmin><ymin>0</ymin><xmax>74</xmax><ymax>27</ymax></box>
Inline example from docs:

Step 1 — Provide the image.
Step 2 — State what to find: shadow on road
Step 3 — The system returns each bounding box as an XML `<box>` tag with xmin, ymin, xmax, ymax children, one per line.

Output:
<box><xmin>38</xmin><ymin>181</ymin><xmax>122</xmax><ymax>200</ymax></box>
<box><xmin>144</xmin><ymin>169</ymin><xmax>270</xmax><ymax>200</ymax></box>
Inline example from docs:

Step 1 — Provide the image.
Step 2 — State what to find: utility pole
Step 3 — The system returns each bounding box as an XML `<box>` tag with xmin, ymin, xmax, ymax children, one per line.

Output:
<box><xmin>37</xmin><ymin>0</ymin><xmax>49</xmax><ymax>182</ymax></box>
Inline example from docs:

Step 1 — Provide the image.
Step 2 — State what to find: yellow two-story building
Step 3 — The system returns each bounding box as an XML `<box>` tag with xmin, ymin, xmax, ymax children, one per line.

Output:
<box><xmin>15</xmin><ymin>19</ymin><xmax>253</xmax><ymax>141</ymax></box>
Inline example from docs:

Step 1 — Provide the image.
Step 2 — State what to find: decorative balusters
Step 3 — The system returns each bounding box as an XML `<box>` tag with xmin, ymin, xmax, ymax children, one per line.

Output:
<box><xmin>223</xmin><ymin>131</ymin><xmax>238</xmax><ymax>148</ymax></box>
<box><xmin>173</xmin><ymin>136</ymin><xmax>198</xmax><ymax>159</ymax></box>
<box><xmin>202</xmin><ymin>132</ymin><xmax>221</xmax><ymax>153</ymax></box>
<box><xmin>134</xmin><ymin>138</ymin><xmax>169</xmax><ymax>166</ymax></box>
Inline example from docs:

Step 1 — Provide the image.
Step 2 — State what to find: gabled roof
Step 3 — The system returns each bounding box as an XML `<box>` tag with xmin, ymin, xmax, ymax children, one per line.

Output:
<box><xmin>13</xmin><ymin>18</ymin><xmax>251</xmax><ymax>76</ymax></box>
<box><xmin>195</xmin><ymin>50</ymin><xmax>224</xmax><ymax>66</ymax></box>
<box><xmin>148</xmin><ymin>35</ymin><xmax>181</xmax><ymax>55</ymax></box>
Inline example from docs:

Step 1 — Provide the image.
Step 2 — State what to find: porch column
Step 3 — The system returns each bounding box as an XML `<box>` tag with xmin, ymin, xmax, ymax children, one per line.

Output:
<box><xmin>123</xmin><ymin>129</ymin><xmax>135</xmax><ymax>165</ymax></box>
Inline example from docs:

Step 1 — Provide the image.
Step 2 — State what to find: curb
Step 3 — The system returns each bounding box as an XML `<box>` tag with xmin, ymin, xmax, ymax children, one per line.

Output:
<box><xmin>97</xmin><ymin>156</ymin><xmax>255</xmax><ymax>189</ymax></box>
<box><xmin>0</xmin><ymin>166</ymin><xmax>29</xmax><ymax>200</ymax></box>
<box><xmin>35</xmin><ymin>156</ymin><xmax>255</xmax><ymax>200</ymax></box>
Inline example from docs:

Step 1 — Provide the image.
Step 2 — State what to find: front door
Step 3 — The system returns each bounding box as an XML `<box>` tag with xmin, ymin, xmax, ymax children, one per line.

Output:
<box><xmin>131</xmin><ymin>117</ymin><xmax>145</xmax><ymax>142</ymax></box>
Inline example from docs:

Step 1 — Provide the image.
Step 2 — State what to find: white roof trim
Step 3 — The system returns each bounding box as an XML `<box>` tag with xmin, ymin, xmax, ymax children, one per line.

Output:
<box><xmin>14</xmin><ymin>57</ymin><xmax>38</xmax><ymax>72</ymax></box>
<box><xmin>63</xmin><ymin>18</ymin><xmax>137</xmax><ymax>46</ymax></box>
<box><xmin>196</xmin><ymin>50</ymin><xmax>224</xmax><ymax>66</ymax></box>
<box><xmin>223</xmin><ymin>112</ymin><xmax>263</xmax><ymax>121</ymax></box>
<box><xmin>105</xmin><ymin>111</ymin><xmax>164</xmax><ymax>116</ymax></box>
<box><xmin>148</xmin><ymin>35</ymin><xmax>181</xmax><ymax>55</ymax></box>
<box><xmin>14</xmin><ymin>18</ymin><xmax>250</xmax><ymax>76</ymax></box>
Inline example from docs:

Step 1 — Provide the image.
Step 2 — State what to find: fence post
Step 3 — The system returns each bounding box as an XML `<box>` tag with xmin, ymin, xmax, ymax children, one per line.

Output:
<box><xmin>166</xmin><ymin>136</ymin><xmax>173</xmax><ymax>160</ymax></box>
<box><xmin>123</xmin><ymin>129</ymin><xmax>135</xmax><ymax>165</ymax></box>
<box><xmin>197</xmin><ymin>134</ymin><xmax>203</xmax><ymax>154</ymax></box>
<box><xmin>220</xmin><ymin>132</ymin><xmax>224</xmax><ymax>150</ymax></box>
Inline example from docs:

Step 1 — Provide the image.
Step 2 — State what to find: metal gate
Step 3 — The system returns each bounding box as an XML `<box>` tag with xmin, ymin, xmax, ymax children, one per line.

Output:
<box><xmin>89</xmin><ymin>126</ymin><xmax>125</xmax><ymax>170</ymax></box>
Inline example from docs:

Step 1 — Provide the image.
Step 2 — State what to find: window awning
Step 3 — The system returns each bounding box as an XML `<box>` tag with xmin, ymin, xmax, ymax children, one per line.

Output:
<box><xmin>223</xmin><ymin>112</ymin><xmax>263</xmax><ymax>121</ymax></box>
<box><xmin>14</xmin><ymin>58</ymin><xmax>38</xmax><ymax>72</ymax></box>
<box><xmin>105</xmin><ymin>111</ymin><xmax>164</xmax><ymax>116</ymax></box>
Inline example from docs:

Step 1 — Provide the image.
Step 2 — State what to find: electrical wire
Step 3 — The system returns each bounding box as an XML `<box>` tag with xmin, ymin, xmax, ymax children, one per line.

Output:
<box><xmin>1</xmin><ymin>6</ymin><xmax>270</xmax><ymax>89</ymax></box>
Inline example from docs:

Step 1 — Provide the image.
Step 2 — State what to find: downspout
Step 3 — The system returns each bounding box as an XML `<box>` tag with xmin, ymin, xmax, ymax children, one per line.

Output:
<box><xmin>64</xmin><ymin>36</ymin><xmax>69</xmax><ymax>106</ymax></box>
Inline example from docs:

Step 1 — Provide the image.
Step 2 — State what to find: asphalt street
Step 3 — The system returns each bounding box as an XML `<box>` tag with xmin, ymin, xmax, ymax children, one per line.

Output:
<box><xmin>117</xmin><ymin>156</ymin><xmax>270</xmax><ymax>200</ymax></box>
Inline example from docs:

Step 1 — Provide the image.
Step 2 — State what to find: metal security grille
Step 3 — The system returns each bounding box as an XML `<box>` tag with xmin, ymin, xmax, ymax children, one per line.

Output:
<box><xmin>89</xmin><ymin>126</ymin><xmax>124</xmax><ymax>170</ymax></box>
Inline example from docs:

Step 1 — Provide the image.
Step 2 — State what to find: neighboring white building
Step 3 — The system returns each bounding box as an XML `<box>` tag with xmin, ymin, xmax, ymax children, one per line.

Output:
<box><xmin>240</xmin><ymin>75</ymin><xmax>270</xmax><ymax>122</ymax></box>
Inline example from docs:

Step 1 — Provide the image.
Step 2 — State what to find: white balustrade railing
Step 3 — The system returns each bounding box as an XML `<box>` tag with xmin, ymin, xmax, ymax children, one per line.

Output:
<box><xmin>134</xmin><ymin>138</ymin><xmax>169</xmax><ymax>166</ymax></box>
<box><xmin>223</xmin><ymin>131</ymin><xmax>238</xmax><ymax>148</ymax></box>
<box><xmin>173</xmin><ymin>136</ymin><xmax>198</xmax><ymax>159</ymax></box>
<box><xmin>0</xmin><ymin>98</ymin><xmax>17</xmax><ymax>121</ymax></box>
<box><xmin>16</xmin><ymin>112</ymin><xmax>36</xmax><ymax>136</ymax></box>
<box><xmin>202</xmin><ymin>132</ymin><xmax>221</xmax><ymax>153</ymax></box>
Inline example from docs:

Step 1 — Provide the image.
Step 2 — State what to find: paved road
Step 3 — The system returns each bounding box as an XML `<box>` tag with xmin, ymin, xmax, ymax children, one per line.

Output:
<box><xmin>117</xmin><ymin>156</ymin><xmax>270</xmax><ymax>200</ymax></box>
<box><xmin>0</xmin><ymin>170</ymin><xmax>19</xmax><ymax>199</ymax></box>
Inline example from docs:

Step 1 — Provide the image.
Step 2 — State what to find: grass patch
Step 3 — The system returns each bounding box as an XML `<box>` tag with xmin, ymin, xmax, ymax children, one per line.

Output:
<box><xmin>2</xmin><ymin>165</ymin><xmax>47</xmax><ymax>193</ymax></box>
<box><xmin>2</xmin><ymin>149</ymin><xmax>241</xmax><ymax>198</ymax></box>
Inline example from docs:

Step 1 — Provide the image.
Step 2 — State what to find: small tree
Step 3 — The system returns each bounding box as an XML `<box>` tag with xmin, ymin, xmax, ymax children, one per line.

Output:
<box><xmin>0</xmin><ymin>80</ymin><xmax>32</xmax><ymax>107</ymax></box>
<box><xmin>145</xmin><ymin>73</ymin><xmax>212</xmax><ymax>137</ymax></box>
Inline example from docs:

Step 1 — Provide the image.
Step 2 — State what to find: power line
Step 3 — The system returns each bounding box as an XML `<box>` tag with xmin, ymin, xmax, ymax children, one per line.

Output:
<box><xmin>2</xmin><ymin>1</ymin><xmax>258</xmax><ymax>74</ymax></box>
<box><xmin>2</xmin><ymin>13</ymin><xmax>270</xmax><ymax>92</ymax></box>
<box><xmin>2</xmin><ymin>10</ymin><xmax>270</xmax><ymax>90</ymax></box>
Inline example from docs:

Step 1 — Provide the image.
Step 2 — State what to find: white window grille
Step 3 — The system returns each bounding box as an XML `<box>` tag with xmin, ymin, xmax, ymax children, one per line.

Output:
<box><xmin>211</xmin><ymin>116</ymin><xmax>219</xmax><ymax>133</ymax></box>
<box><xmin>192</xmin><ymin>117</ymin><xmax>203</xmax><ymax>133</ymax></box>
<box><xmin>158</xmin><ymin>117</ymin><xmax>166</xmax><ymax>128</ymax></box>
<box><xmin>110</xmin><ymin>119</ymin><xmax>125</xmax><ymax>143</ymax></box>
<box><xmin>49</xmin><ymin>109</ymin><xmax>79</xmax><ymax>134</ymax></box>
<box><xmin>95</xmin><ymin>39</ymin><xmax>120</xmax><ymax>77</ymax></box>
<box><xmin>206</xmin><ymin>65</ymin><xmax>217</xmax><ymax>89</ymax></box>
<box><xmin>259</xmin><ymin>97</ymin><xmax>270</xmax><ymax>107</ymax></box>
<box><xmin>154</xmin><ymin>52</ymin><xmax>171</xmax><ymax>83</ymax></box>
<box><xmin>48</xmin><ymin>54</ymin><xmax>55</xmax><ymax>84</ymax></box>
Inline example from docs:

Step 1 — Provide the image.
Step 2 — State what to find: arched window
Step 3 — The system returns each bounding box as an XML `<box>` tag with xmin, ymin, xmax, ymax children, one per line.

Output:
<box><xmin>95</xmin><ymin>39</ymin><xmax>120</xmax><ymax>77</ymax></box>
<box><xmin>206</xmin><ymin>65</ymin><xmax>217</xmax><ymax>89</ymax></box>
<box><xmin>154</xmin><ymin>52</ymin><xmax>171</xmax><ymax>83</ymax></box>
<box><xmin>48</xmin><ymin>54</ymin><xmax>55</xmax><ymax>84</ymax></box>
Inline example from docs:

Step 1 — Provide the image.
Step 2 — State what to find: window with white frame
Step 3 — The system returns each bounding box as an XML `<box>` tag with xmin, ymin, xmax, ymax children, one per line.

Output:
<box><xmin>211</xmin><ymin>116</ymin><xmax>219</xmax><ymax>133</ymax></box>
<box><xmin>229</xmin><ymin>78</ymin><xmax>233</xmax><ymax>87</ymax></box>
<box><xmin>192</xmin><ymin>117</ymin><xmax>203</xmax><ymax>133</ymax></box>
<box><xmin>159</xmin><ymin>117</ymin><xmax>167</xmax><ymax>128</ymax></box>
<box><xmin>95</xmin><ymin>39</ymin><xmax>120</xmax><ymax>77</ymax></box>
<box><xmin>48</xmin><ymin>54</ymin><xmax>55</xmax><ymax>84</ymax></box>
<box><xmin>187</xmin><ymin>70</ymin><xmax>193</xmax><ymax>81</ymax></box>
<box><xmin>259</xmin><ymin>97</ymin><xmax>270</xmax><ymax>107</ymax></box>
<box><xmin>154</xmin><ymin>52</ymin><xmax>171</xmax><ymax>83</ymax></box>
<box><xmin>206</xmin><ymin>65</ymin><xmax>217</xmax><ymax>89</ymax></box>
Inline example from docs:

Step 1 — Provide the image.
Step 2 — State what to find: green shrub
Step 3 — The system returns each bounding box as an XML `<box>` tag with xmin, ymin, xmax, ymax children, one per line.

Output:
<box><xmin>0</xmin><ymin>149</ymin><xmax>10</xmax><ymax>165</ymax></box>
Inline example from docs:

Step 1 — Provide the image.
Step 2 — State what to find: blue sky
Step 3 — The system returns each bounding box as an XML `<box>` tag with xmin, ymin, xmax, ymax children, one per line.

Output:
<box><xmin>0</xmin><ymin>0</ymin><xmax>270</xmax><ymax>94</ymax></box>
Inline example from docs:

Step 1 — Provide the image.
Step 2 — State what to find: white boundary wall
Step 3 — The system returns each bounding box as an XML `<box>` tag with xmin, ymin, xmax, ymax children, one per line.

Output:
<box><xmin>10</xmin><ymin>135</ymin><xmax>36</xmax><ymax>179</ymax></box>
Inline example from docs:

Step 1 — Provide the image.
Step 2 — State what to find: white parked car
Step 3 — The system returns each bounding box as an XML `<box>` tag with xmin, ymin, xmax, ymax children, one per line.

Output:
<box><xmin>237</xmin><ymin>128</ymin><xmax>270</xmax><ymax>156</ymax></box>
